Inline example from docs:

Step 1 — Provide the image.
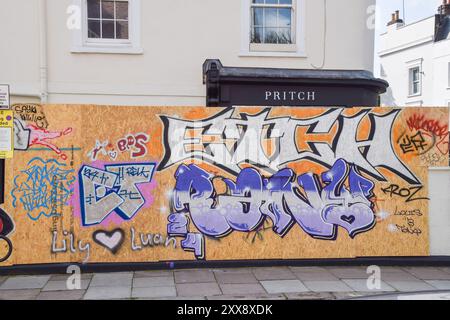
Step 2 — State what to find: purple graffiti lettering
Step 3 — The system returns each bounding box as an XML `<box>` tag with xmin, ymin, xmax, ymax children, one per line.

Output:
<box><xmin>168</xmin><ymin>159</ymin><xmax>376</xmax><ymax>259</ymax></box>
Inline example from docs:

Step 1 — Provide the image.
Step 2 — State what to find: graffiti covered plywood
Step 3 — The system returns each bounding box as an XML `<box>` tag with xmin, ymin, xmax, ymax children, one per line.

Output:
<box><xmin>0</xmin><ymin>104</ymin><xmax>448</xmax><ymax>266</ymax></box>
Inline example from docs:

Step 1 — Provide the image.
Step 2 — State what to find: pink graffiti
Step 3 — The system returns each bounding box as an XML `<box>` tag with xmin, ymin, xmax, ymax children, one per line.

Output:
<box><xmin>27</xmin><ymin>124</ymin><xmax>73</xmax><ymax>160</ymax></box>
<box><xmin>69</xmin><ymin>161</ymin><xmax>158</xmax><ymax>228</ymax></box>
<box><xmin>407</xmin><ymin>114</ymin><xmax>449</xmax><ymax>155</ymax></box>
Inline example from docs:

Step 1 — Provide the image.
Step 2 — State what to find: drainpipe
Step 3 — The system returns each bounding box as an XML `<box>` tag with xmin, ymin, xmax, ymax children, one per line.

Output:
<box><xmin>39</xmin><ymin>0</ymin><xmax>48</xmax><ymax>103</ymax></box>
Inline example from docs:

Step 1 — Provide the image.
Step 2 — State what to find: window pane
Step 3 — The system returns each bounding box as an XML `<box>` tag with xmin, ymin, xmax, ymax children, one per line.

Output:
<box><xmin>278</xmin><ymin>8</ymin><xmax>291</xmax><ymax>27</ymax></box>
<box><xmin>413</xmin><ymin>69</ymin><xmax>419</xmax><ymax>81</ymax></box>
<box><xmin>280</xmin><ymin>0</ymin><xmax>292</xmax><ymax>4</ymax></box>
<box><xmin>116</xmin><ymin>20</ymin><xmax>129</xmax><ymax>39</ymax></box>
<box><xmin>278</xmin><ymin>28</ymin><xmax>291</xmax><ymax>43</ymax></box>
<box><xmin>266</xmin><ymin>0</ymin><xmax>278</xmax><ymax>4</ymax></box>
<box><xmin>264</xmin><ymin>8</ymin><xmax>277</xmax><ymax>27</ymax></box>
<box><xmin>102</xmin><ymin>0</ymin><xmax>115</xmax><ymax>19</ymax></box>
<box><xmin>88</xmin><ymin>19</ymin><xmax>101</xmax><ymax>38</ymax></box>
<box><xmin>413</xmin><ymin>82</ymin><xmax>419</xmax><ymax>94</ymax></box>
<box><xmin>102</xmin><ymin>20</ymin><xmax>115</xmax><ymax>38</ymax></box>
<box><xmin>252</xmin><ymin>0</ymin><xmax>264</xmax><ymax>3</ymax></box>
<box><xmin>87</xmin><ymin>0</ymin><xmax>100</xmax><ymax>19</ymax></box>
<box><xmin>252</xmin><ymin>27</ymin><xmax>263</xmax><ymax>43</ymax></box>
<box><xmin>264</xmin><ymin>28</ymin><xmax>278</xmax><ymax>43</ymax></box>
<box><xmin>253</xmin><ymin>8</ymin><xmax>263</xmax><ymax>26</ymax></box>
<box><xmin>116</xmin><ymin>1</ymin><xmax>128</xmax><ymax>20</ymax></box>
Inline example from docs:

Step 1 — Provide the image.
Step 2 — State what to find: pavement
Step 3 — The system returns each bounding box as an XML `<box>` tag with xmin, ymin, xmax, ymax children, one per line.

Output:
<box><xmin>0</xmin><ymin>266</ymin><xmax>449</xmax><ymax>300</ymax></box>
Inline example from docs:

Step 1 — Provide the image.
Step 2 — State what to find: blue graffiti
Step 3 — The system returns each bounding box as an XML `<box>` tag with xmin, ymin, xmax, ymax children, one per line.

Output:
<box><xmin>11</xmin><ymin>157</ymin><xmax>75</xmax><ymax>221</ymax></box>
<box><xmin>78</xmin><ymin>163</ymin><xmax>156</xmax><ymax>226</ymax></box>
<box><xmin>168</xmin><ymin>159</ymin><xmax>376</xmax><ymax>259</ymax></box>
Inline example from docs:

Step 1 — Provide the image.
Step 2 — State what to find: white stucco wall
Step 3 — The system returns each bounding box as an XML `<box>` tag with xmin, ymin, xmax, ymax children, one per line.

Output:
<box><xmin>0</xmin><ymin>0</ymin><xmax>376</xmax><ymax>106</ymax></box>
<box><xmin>379</xmin><ymin>17</ymin><xmax>450</xmax><ymax>107</ymax></box>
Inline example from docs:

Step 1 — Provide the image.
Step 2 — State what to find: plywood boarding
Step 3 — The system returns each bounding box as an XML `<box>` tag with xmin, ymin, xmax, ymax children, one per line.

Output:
<box><xmin>0</xmin><ymin>105</ymin><xmax>447</xmax><ymax>266</ymax></box>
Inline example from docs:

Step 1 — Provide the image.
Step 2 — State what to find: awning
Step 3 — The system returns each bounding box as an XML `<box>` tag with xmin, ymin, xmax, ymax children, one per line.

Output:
<box><xmin>203</xmin><ymin>59</ymin><xmax>389</xmax><ymax>107</ymax></box>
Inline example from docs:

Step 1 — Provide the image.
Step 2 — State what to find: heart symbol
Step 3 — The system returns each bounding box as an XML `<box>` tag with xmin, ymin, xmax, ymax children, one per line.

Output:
<box><xmin>108</xmin><ymin>151</ymin><xmax>118</xmax><ymax>160</ymax></box>
<box><xmin>340</xmin><ymin>215</ymin><xmax>356</xmax><ymax>225</ymax></box>
<box><xmin>93</xmin><ymin>229</ymin><xmax>124</xmax><ymax>254</ymax></box>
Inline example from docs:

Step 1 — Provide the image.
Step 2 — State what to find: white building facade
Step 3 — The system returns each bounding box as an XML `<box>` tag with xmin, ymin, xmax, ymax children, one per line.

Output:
<box><xmin>379</xmin><ymin>3</ymin><xmax>450</xmax><ymax>107</ymax></box>
<box><xmin>0</xmin><ymin>0</ymin><xmax>376</xmax><ymax>106</ymax></box>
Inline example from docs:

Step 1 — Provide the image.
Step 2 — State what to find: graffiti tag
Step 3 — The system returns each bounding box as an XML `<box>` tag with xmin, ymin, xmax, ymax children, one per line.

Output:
<box><xmin>11</xmin><ymin>158</ymin><xmax>75</xmax><ymax>221</ymax></box>
<box><xmin>168</xmin><ymin>159</ymin><xmax>376</xmax><ymax>259</ymax></box>
<box><xmin>78</xmin><ymin>163</ymin><xmax>156</xmax><ymax>226</ymax></box>
<box><xmin>159</xmin><ymin>108</ymin><xmax>420</xmax><ymax>185</ymax></box>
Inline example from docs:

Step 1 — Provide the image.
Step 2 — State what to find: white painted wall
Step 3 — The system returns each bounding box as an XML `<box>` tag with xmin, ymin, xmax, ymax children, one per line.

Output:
<box><xmin>0</xmin><ymin>0</ymin><xmax>376</xmax><ymax>106</ymax></box>
<box><xmin>429</xmin><ymin>168</ymin><xmax>450</xmax><ymax>256</ymax></box>
<box><xmin>379</xmin><ymin>16</ymin><xmax>450</xmax><ymax>107</ymax></box>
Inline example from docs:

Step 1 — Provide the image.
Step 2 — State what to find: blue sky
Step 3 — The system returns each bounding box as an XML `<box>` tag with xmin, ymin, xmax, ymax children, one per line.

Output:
<box><xmin>374</xmin><ymin>0</ymin><xmax>442</xmax><ymax>75</ymax></box>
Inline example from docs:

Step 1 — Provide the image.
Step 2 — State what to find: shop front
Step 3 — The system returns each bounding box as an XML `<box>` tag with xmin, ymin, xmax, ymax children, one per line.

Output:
<box><xmin>1</xmin><ymin>61</ymin><xmax>449</xmax><ymax>273</ymax></box>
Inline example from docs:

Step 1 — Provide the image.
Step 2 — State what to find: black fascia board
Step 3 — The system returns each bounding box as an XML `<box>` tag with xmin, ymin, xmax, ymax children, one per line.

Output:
<box><xmin>203</xmin><ymin>59</ymin><xmax>389</xmax><ymax>108</ymax></box>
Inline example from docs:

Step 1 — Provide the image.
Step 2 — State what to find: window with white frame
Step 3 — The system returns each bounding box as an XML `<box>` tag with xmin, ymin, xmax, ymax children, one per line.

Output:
<box><xmin>409</xmin><ymin>66</ymin><xmax>421</xmax><ymax>96</ymax></box>
<box><xmin>241</xmin><ymin>0</ymin><xmax>304</xmax><ymax>55</ymax></box>
<box><xmin>71</xmin><ymin>0</ymin><xmax>142</xmax><ymax>54</ymax></box>
<box><xmin>87</xmin><ymin>0</ymin><xmax>129</xmax><ymax>40</ymax></box>
<box><xmin>251</xmin><ymin>0</ymin><xmax>294</xmax><ymax>45</ymax></box>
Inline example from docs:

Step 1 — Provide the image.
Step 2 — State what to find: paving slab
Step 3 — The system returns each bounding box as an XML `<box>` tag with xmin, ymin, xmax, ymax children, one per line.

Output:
<box><xmin>294</xmin><ymin>270</ymin><xmax>339</xmax><ymax>281</ymax></box>
<box><xmin>378</xmin><ymin>270</ymin><xmax>421</xmax><ymax>282</ymax></box>
<box><xmin>303</xmin><ymin>281</ymin><xmax>353</xmax><ymax>292</ymax></box>
<box><xmin>403</xmin><ymin>267</ymin><xmax>450</xmax><ymax>280</ymax></box>
<box><xmin>437</xmin><ymin>267</ymin><xmax>450</xmax><ymax>274</ymax></box>
<box><xmin>215</xmin><ymin>273</ymin><xmax>259</xmax><ymax>284</ymax></box>
<box><xmin>342</xmin><ymin>279</ymin><xmax>396</xmax><ymax>292</ymax></box>
<box><xmin>260</xmin><ymin>280</ymin><xmax>309</xmax><ymax>294</ymax></box>
<box><xmin>132</xmin><ymin>286</ymin><xmax>176</xmax><ymax>298</ymax></box>
<box><xmin>220</xmin><ymin>283</ymin><xmax>266</xmax><ymax>295</ymax></box>
<box><xmin>284</xmin><ymin>292</ymin><xmax>335</xmax><ymax>300</ymax></box>
<box><xmin>326</xmin><ymin>267</ymin><xmax>370</xmax><ymax>279</ymax></box>
<box><xmin>289</xmin><ymin>267</ymin><xmax>329</xmax><ymax>273</ymax></box>
<box><xmin>175</xmin><ymin>270</ymin><xmax>216</xmax><ymax>283</ymax></box>
<box><xmin>90</xmin><ymin>272</ymin><xmax>133</xmax><ymax>287</ymax></box>
<box><xmin>84</xmin><ymin>286</ymin><xmax>131</xmax><ymax>300</ymax></box>
<box><xmin>378</xmin><ymin>267</ymin><xmax>408</xmax><ymax>273</ymax></box>
<box><xmin>42</xmin><ymin>279</ymin><xmax>90</xmax><ymax>291</ymax></box>
<box><xmin>0</xmin><ymin>289</ymin><xmax>41</xmax><ymax>300</ymax></box>
<box><xmin>0</xmin><ymin>275</ymin><xmax>51</xmax><ymax>290</ymax></box>
<box><xmin>133</xmin><ymin>276</ymin><xmax>174</xmax><ymax>288</ymax></box>
<box><xmin>36</xmin><ymin>290</ymin><xmax>86</xmax><ymax>300</ymax></box>
<box><xmin>385</xmin><ymin>280</ymin><xmax>435</xmax><ymax>292</ymax></box>
<box><xmin>333</xmin><ymin>291</ymin><xmax>387</xmax><ymax>300</ymax></box>
<box><xmin>212</xmin><ymin>268</ymin><xmax>253</xmax><ymax>274</ymax></box>
<box><xmin>134</xmin><ymin>270</ymin><xmax>174</xmax><ymax>278</ymax></box>
<box><xmin>252</xmin><ymin>267</ymin><xmax>297</xmax><ymax>280</ymax></box>
<box><xmin>425</xmin><ymin>280</ymin><xmax>450</xmax><ymax>290</ymax></box>
<box><xmin>176</xmin><ymin>282</ymin><xmax>222</xmax><ymax>297</ymax></box>
<box><xmin>50</xmin><ymin>274</ymin><xmax>93</xmax><ymax>281</ymax></box>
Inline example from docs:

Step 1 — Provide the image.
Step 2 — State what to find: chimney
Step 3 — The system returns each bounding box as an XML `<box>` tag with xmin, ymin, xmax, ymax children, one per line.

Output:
<box><xmin>387</xmin><ymin>10</ymin><xmax>404</xmax><ymax>27</ymax></box>
<box><xmin>438</xmin><ymin>0</ymin><xmax>450</xmax><ymax>16</ymax></box>
<box><xmin>435</xmin><ymin>0</ymin><xmax>450</xmax><ymax>42</ymax></box>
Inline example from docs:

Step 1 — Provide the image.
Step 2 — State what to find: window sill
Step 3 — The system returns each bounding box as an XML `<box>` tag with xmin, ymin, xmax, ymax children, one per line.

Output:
<box><xmin>407</xmin><ymin>93</ymin><xmax>422</xmax><ymax>98</ymax></box>
<box><xmin>239</xmin><ymin>50</ymin><xmax>307</xmax><ymax>58</ymax></box>
<box><xmin>71</xmin><ymin>45</ymin><xmax>144</xmax><ymax>55</ymax></box>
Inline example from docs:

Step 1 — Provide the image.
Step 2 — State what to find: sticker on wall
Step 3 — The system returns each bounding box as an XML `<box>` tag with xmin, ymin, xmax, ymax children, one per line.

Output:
<box><xmin>0</xmin><ymin>110</ymin><xmax>14</xmax><ymax>158</ymax></box>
